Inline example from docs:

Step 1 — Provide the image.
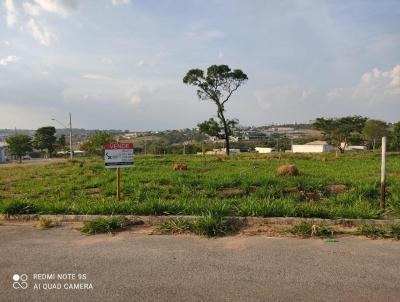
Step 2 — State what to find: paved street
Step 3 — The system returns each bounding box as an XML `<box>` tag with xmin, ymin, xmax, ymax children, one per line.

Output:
<box><xmin>1</xmin><ymin>223</ymin><xmax>400</xmax><ymax>302</ymax></box>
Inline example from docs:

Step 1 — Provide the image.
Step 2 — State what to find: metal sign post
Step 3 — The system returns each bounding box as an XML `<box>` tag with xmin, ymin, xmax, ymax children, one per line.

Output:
<box><xmin>104</xmin><ymin>143</ymin><xmax>134</xmax><ymax>200</ymax></box>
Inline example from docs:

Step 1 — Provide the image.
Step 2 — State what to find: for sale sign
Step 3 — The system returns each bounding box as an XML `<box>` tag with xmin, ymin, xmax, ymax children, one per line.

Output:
<box><xmin>104</xmin><ymin>143</ymin><xmax>134</xmax><ymax>168</ymax></box>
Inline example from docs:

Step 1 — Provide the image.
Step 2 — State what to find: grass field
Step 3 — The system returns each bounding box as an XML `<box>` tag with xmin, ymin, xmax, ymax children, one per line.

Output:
<box><xmin>0</xmin><ymin>152</ymin><xmax>399</xmax><ymax>219</ymax></box>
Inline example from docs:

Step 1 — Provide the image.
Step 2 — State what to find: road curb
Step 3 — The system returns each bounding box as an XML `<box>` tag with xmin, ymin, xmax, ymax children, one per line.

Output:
<box><xmin>1</xmin><ymin>214</ymin><xmax>399</xmax><ymax>227</ymax></box>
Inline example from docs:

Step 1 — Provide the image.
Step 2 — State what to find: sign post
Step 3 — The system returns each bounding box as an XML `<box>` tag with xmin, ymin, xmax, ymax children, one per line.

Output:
<box><xmin>380</xmin><ymin>137</ymin><xmax>386</xmax><ymax>210</ymax></box>
<box><xmin>104</xmin><ymin>143</ymin><xmax>134</xmax><ymax>200</ymax></box>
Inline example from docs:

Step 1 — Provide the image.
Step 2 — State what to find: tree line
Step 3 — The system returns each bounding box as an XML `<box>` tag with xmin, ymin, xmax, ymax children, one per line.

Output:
<box><xmin>5</xmin><ymin>126</ymin><xmax>66</xmax><ymax>162</ymax></box>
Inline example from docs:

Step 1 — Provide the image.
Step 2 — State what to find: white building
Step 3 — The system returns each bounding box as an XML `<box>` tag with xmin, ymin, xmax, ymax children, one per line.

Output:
<box><xmin>340</xmin><ymin>143</ymin><xmax>367</xmax><ymax>151</ymax></box>
<box><xmin>205</xmin><ymin>148</ymin><xmax>241</xmax><ymax>155</ymax></box>
<box><xmin>0</xmin><ymin>142</ymin><xmax>8</xmax><ymax>163</ymax></box>
<box><xmin>255</xmin><ymin>147</ymin><xmax>274</xmax><ymax>153</ymax></box>
<box><xmin>292</xmin><ymin>141</ymin><xmax>335</xmax><ymax>153</ymax></box>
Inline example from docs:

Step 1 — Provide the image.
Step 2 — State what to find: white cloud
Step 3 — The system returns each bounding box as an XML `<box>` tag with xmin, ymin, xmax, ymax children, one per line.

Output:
<box><xmin>4</xmin><ymin>40</ymin><xmax>10</xmax><ymax>45</ymax></box>
<box><xmin>82</xmin><ymin>73</ymin><xmax>112</xmax><ymax>80</ymax></box>
<box><xmin>111</xmin><ymin>0</ymin><xmax>130</xmax><ymax>5</ymax></box>
<box><xmin>4</xmin><ymin>0</ymin><xmax>18</xmax><ymax>27</ymax></box>
<box><xmin>328</xmin><ymin>64</ymin><xmax>400</xmax><ymax>104</ymax></box>
<box><xmin>352</xmin><ymin>65</ymin><xmax>400</xmax><ymax>101</ymax></box>
<box><xmin>136</xmin><ymin>60</ymin><xmax>144</xmax><ymax>67</ymax></box>
<box><xmin>218</xmin><ymin>50</ymin><xmax>223</xmax><ymax>59</ymax></box>
<box><xmin>23</xmin><ymin>2</ymin><xmax>42</xmax><ymax>16</ymax></box>
<box><xmin>0</xmin><ymin>55</ymin><xmax>19</xmax><ymax>66</ymax></box>
<box><xmin>26</xmin><ymin>18</ymin><xmax>56</xmax><ymax>46</ymax></box>
<box><xmin>128</xmin><ymin>94</ymin><xmax>141</xmax><ymax>106</ymax></box>
<box><xmin>34</xmin><ymin>0</ymin><xmax>78</xmax><ymax>17</ymax></box>
<box><xmin>185</xmin><ymin>30</ymin><xmax>226</xmax><ymax>40</ymax></box>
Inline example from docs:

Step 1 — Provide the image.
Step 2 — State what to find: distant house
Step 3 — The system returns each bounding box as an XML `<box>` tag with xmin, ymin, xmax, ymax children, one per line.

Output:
<box><xmin>205</xmin><ymin>148</ymin><xmax>241</xmax><ymax>155</ymax></box>
<box><xmin>0</xmin><ymin>142</ymin><xmax>8</xmax><ymax>163</ymax></box>
<box><xmin>340</xmin><ymin>143</ymin><xmax>367</xmax><ymax>151</ymax></box>
<box><xmin>255</xmin><ymin>147</ymin><xmax>274</xmax><ymax>153</ymax></box>
<box><xmin>292</xmin><ymin>141</ymin><xmax>335</xmax><ymax>153</ymax></box>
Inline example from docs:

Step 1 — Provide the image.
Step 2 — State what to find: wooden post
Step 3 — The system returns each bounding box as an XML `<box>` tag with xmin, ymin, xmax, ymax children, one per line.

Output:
<box><xmin>116</xmin><ymin>167</ymin><xmax>121</xmax><ymax>200</ymax></box>
<box><xmin>380</xmin><ymin>136</ymin><xmax>386</xmax><ymax>209</ymax></box>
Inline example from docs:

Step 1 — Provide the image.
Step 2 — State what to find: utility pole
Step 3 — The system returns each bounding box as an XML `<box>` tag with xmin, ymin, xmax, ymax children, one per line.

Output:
<box><xmin>380</xmin><ymin>136</ymin><xmax>386</xmax><ymax>209</ymax></box>
<box><xmin>51</xmin><ymin>113</ymin><xmax>73</xmax><ymax>159</ymax></box>
<box><xmin>69</xmin><ymin>112</ymin><xmax>73</xmax><ymax>159</ymax></box>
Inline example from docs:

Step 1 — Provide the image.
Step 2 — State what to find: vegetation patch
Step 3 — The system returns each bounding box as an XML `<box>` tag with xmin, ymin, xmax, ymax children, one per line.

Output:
<box><xmin>36</xmin><ymin>217</ymin><xmax>57</xmax><ymax>229</ymax></box>
<box><xmin>355</xmin><ymin>223</ymin><xmax>400</xmax><ymax>239</ymax></box>
<box><xmin>157</xmin><ymin>218</ymin><xmax>194</xmax><ymax>234</ymax></box>
<box><xmin>1</xmin><ymin>200</ymin><xmax>38</xmax><ymax>216</ymax></box>
<box><xmin>289</xmin><ymin>222</ymin><xmax>336</xmax><ymax>237</ymax></box>
<box><xmin>81</xmin><ymin>216</ymin><xmax>131</xmax><ymax>235</ymax></box>
<box><xmin>387</xmin><ymin>224</ymin><xmax>400</xmax><ymax>240</ymax></box>
<box><xmin>0</xmin><ymin>153</ymin><xmax>399</xmax><ymax>219</ymax></box>
<box><xmin>157</xmin><ymin>214</ymin><xmax>236</xmax><ymax>237</ymax></box>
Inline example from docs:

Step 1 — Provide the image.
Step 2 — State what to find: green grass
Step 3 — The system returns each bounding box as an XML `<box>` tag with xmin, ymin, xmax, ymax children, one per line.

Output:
<box><xmin>157</xmin><ymin>214</ymin><xmax>235</xmax><ymax>237</ymax></box>
<box><xmin>289</xmin><ymin>222</ymin><xmax>336</xmax><ymax>237</ymax></box>
<box><xmin>36</xmin><ymin>217</ymin><xmax>56</xmax><ymax>229</ymax></box>
<box><xmin>356</xmin><ymin>223</ymin><xmax>400</xmax><ymax>239</ymax></box>
<box><xmin>81</xmin><ymin>216</ymin><xmax>131</xmax><ymax>234</ymax></box>
<box><xmin>0</xmin><ymin>152</ymin><xmax>399</xmax><ymax>219</ymax></box>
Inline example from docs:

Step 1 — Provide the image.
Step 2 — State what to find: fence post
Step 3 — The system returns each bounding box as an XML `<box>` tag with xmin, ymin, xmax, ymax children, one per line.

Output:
<box><xmin>380</xmin><ymin>136</ymin><xmax>386</xmax><ymax>209</ymax></box>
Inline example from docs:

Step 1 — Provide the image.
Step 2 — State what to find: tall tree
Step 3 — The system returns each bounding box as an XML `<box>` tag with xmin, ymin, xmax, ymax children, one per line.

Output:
<box><xmin>80</xmin><ymin>131</ymin><xmax>115</xmax><ymax>156</ymax></box>
<box><xmin>5</xmin><ymin>135</ymin><xmax>33</xmax><ymax>163</ymax></box>
<box><xmin>392</xmin><ymin>121</ymin><xmax>400</xmax><ymax>151</ymax></box>
<box><xmin>362</xmin><ymin>119</ymin><xmax>389</xmax><ymax>151</ymax></box>
<box><xmin>183</xmin><ymin>64</ymin><xmax>248</xmax><ymax>155</ymax></box>
<box><xmin>197</xmin><ymin>118</ymin><xmax>238</xmax><ymax>140</ymax></box>
<box><xmin>57</xmin><ymin>134</ymin><xmax>67</xmax><ymax>151</ymax></box>
<box><xmin>313</xmin><ymin>116</ymin><xmax>367</xmax><ymax>153</ymax></box>
<box><xmin>33</xmin><ymin>126</ymin><xmax>57</xmax><ymax>157</ymax></box>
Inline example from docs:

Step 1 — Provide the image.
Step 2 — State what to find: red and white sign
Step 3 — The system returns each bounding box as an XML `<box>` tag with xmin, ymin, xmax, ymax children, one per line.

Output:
<box><xmin>104</xmin><ymin>143</ymin><xmax>134</xmax><ymax>168</ymax></box>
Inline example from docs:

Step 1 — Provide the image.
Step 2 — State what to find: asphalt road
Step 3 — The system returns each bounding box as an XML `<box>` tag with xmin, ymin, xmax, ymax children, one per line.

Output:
<box><xmin>1</xmin><ymin>223</ymin><xmax>400</xmax><ymax>302</ymax></box>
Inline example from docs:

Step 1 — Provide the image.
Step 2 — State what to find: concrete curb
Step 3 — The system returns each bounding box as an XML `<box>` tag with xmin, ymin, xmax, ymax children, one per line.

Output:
<box><xmin>1</xmin><ymin>214</ymin><xmax>399</xmax><ymax>227</ymax></box>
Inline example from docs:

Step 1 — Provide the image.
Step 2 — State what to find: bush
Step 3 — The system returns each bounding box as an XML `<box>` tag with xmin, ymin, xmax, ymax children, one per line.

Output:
<box><xmin>290</xmin><ymin>222</ymin><xmax>335</xmax><ymax>237</ymax></box>
<box><xmin>36</xmin><ymin>217</ymin><xmax>56</xmax><ymax>229</ymax></box>
<box><xmin>2</xmin><ymin>200</ymin><xmax>38</xmax><ymax>216</ymax></box>
<box><xmin>157</xmin><ymin>214</ymin><xmax>235</xmax><ymax>237</ymax></box>
<box><xmin>81</xmin><ymin>216</ymin><xmax>130</xmax><ymax>234</ymax></box>
<box><xmin>193</xmin><ymin>214</ymin><xmax>234</xmax><ymax>237</ymax></box>
<box><xmin>387</xmin><ymin>224</ymin><xmax>400</xmax><ymax>240</ymax></box>
<box><xmin>356</xmin><ymin>224</ymin><xmax>386</xmax><ymax>238</ymax></box>
<box><xmin>157</xmin><ymin>219</ymin><xmax>193</xmax><ymax>234</ymax></box>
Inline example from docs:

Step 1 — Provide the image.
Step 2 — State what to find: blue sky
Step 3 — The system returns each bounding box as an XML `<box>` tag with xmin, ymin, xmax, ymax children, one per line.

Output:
<box><xmin>0</xmin><ymin>0</ymin><xmax>399</xmax><ymax>130</ymax></box>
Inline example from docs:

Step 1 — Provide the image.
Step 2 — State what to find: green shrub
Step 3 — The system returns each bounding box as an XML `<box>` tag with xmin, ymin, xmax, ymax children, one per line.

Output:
<box><xmin>387</xmin><ymin>224</ymin><xmax>400</xmax><ymax>240</ymax></box>
<box><xmin>193</xmin><ymin>214</ymin><xmax>234</xmax><ymax>237</ymax></box>
<box><xmin>81</xmin><ymin>216</ymin><xmax>130</xmax><ymax>235</ymax></box>
<box><xmin>36</xmin><ymin>217</ymin><xmax>55</xmax><ymax>229</ymax></box>
<box><xmin>2</xmin><ymin>200</ymin><xmax>38</xmax><ymax>216</ymax></box>
<box><xmin>157</xmin><ymin>219</ymin><xmax>193</xmax><ymax>234</ymax></box>
<box><xmin>290</xmin><ymin>222</ymin><xmax>335</xmax><ymax>237</ymax></box>
<box><xmin>356</xmin><ymin>224</ymin><xmax>386</xmax><ymax>238</ymax></box>
<box><xmin>157</xmin><ymin>214</ymin><xmax>235</xmax><ymax>237</ymax></box>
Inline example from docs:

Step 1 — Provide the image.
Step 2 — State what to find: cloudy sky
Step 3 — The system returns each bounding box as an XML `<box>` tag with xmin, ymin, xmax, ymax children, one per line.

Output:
<box><xmin>0</xmin><ymin>0</ymin><xmax>399</xmax><ymax>130</ymax></box>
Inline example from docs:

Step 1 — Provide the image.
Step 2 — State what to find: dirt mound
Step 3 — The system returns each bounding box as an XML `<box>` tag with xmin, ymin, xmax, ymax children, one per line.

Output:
<box><xmin>277</xmin><ymin>164</ymin><xmax>299</xmax><ymax>176</ymax></box>
<box><xmin>325</xmin><ymin>184</ymin><xmax>347</xmax><ymax>194</ymax></box>
<box><xmin>220</xmin><ymin>187</ymin><xmax>242</xmax><ymax>196</ymax></box>
<box><xmin>173</xmin><ymin>163</ymin><xmax>188</xmax><ymax>171</ymax></box>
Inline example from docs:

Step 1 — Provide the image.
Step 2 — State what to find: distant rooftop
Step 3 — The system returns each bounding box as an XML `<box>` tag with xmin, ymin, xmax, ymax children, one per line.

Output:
<box><xmin>305</xmin><ymin>140</ymin><xmax>330</xmax><ymax>145</ymax></box>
